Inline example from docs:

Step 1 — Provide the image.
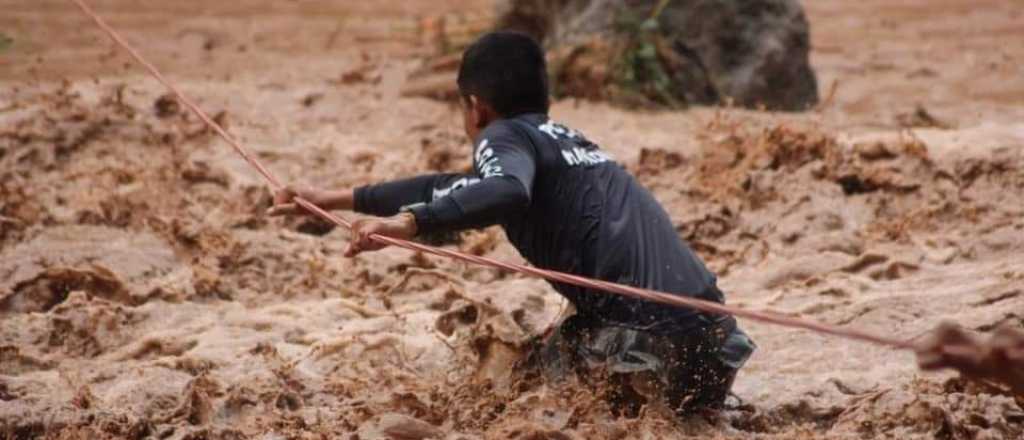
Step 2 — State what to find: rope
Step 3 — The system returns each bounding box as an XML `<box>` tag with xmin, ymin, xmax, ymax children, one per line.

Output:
<box><xmin>69</xmin><ymin>0</ymin><xmax>915</xmax><ymax>352</ymax></box>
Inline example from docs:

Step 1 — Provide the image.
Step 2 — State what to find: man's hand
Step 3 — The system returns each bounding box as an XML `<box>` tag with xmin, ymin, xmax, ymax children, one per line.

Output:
<box><xmin>344</xmin><ymin>213</ymin><xmax>418</xmax><ymax>257</ymax></box>
<box><xmin>268</xmin><ymin>185</ymin><xmax>352</xmax><ymax>216</ymax></box>
<box><xmin>915</xmin><ymin>322</ymin><xmax>1024</xmax><ymax>396</ymax></box>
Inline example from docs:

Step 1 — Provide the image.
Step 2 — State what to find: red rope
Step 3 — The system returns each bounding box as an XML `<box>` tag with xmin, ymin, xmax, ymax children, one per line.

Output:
<box><xmin>70</xmin><ymin>0</ymin><xmax>915</xmax><ymax>351</ymax></box>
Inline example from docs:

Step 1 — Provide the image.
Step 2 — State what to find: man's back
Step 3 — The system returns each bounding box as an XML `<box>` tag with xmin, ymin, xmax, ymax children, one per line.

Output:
<box><xmin>480</xmin><ymin>114</ymin><xmax>725</xmax><ymax>332</ymax></box>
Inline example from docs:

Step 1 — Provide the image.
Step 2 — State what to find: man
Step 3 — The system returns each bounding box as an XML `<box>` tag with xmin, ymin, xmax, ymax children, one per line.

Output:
<box><xmin>916</xmin><ymin>323</ymin><xmax>1024</xmax><ymax>397</ymax></box>
<box><xmin>269</xmin><ymin>31</ymin><xmax>755</xmax><ymax>414</ymax></box>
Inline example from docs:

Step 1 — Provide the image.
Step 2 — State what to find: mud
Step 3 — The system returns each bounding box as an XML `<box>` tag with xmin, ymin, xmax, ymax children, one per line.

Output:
<box><xmin>1</xmin><ymin>0</ymin><xmax>1023</xmax><ymax>439</ymax></box>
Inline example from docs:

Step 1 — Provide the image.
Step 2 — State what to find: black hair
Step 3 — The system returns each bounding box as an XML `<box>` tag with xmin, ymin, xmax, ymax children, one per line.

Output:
<box><xmin>457</xmin><ymin>31</ymin><xmax>549</xmax><ymax>117</ymax></box>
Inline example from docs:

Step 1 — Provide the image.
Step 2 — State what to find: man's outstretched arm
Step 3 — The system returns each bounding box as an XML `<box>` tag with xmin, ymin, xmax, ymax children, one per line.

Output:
<box><xmin>267</xmin><ymin>173</ymin><xmax>475</xmax><ymax>217</ymax></box>
<box><xmin>356</xmin><ymin>174</ymin><xmax>480</xmax><ymax>217</ymax></box>
<box><xmin>344</xmin><ymin>135</ymin><xmax>538</xmax><ymax>256</ymax></box>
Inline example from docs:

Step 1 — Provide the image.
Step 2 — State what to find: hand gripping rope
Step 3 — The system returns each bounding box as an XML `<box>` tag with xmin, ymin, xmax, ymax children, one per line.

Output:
<box><xmin>70</xmin><ymin>0</ymin><xmax>915</xmax><ymax>352</ymax></box>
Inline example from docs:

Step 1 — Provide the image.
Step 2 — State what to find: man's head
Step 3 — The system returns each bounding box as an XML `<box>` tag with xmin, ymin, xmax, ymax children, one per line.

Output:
<box><xmin>457</xmin><ymin>31</ymin><xmax>549</xmax><ymax>140</ymax></box>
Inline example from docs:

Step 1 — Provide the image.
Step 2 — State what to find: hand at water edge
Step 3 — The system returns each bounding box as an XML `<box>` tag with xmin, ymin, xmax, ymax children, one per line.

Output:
<box><xmin>915</xmin><ymin>322</ymin><xmax>1024</xmax><ymax>397</ymax></box>
<box><xmin>344</xmin><ymin>213</ymin><xmax>418</xmax><ymax>257</ymax></box>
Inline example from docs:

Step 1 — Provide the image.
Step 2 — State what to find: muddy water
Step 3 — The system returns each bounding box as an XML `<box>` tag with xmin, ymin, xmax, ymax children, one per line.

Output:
<box><xmin>1</xmin><ymin>1</ymin><xmax>1022</xmax><ymax>438</ymax></box>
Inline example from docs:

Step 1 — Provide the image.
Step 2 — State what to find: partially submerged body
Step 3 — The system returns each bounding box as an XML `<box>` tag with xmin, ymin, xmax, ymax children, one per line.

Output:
<box><xmin>356</xmin><ymin>112</ymin><xmax>756</xmax><ymax>412</ymax></box>
<box><xmin>271</xmin><ymin>31</ymin><xmax>754</xmax><ymax>414</ymax></box>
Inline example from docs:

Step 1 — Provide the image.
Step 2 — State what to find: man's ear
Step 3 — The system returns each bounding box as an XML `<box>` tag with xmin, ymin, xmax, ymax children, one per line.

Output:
<box><xmin>469</xmin><ymin>95</ymin><xmax>496</xmax><ymax>128</ymax></box>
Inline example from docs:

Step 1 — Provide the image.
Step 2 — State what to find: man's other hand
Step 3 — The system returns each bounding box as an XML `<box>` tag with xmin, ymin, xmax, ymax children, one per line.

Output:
<box><xmin>344</xmin><ymin>213</ymin><xmax>418</xmax><ymax>257</ymax></box>
<box><xmin>268</xmin><ymin>185</ymin><xmax>320</xmax><ymax>216</ymax></box>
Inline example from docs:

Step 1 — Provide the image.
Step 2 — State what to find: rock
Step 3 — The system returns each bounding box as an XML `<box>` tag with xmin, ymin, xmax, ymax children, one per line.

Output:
<box><xmin>180</xmin><ymin>160</ymin><xmax>230</xmax><ymax>187</ymax></box>
<box><xmin>362</xmin><ymin>413</ymin><xmax>443</xmax><ymax>440</ymax></box>
<box><xmin>154</xmin><ymin>93</ymin><xmax>181</xmax><ymax>118</ymax></box>
<box><xmin>497</xmin><ymin>0</ymin><xmax>819</xmax><ymax>110</ymax></box>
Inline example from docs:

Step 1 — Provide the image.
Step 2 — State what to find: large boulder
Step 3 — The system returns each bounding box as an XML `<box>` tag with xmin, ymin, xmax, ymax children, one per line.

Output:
<box><xmin>496</xmin><ymin>0</ymin><xmax>819</xmax><ymax>111</ymax></box>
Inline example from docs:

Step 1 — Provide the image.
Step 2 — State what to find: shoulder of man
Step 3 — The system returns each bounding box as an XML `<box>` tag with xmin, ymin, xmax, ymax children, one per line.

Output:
<box><xmin>474</xmin><ymin>117</ymin><xmax>540</xmax><ymax>157</ymax></box>
<box><xmin>477</xmin><ymin>116</ymin><xmax>536</xmax><ymax>144</ymax></box>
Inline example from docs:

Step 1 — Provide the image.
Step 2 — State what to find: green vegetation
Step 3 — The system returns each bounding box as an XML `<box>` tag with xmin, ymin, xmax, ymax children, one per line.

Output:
<box><xmin>612</xmin><ymin>0</ymin><xmax>683</xmax><ymax>108</ymax></box>
<box><xmin>0</xmin><ymin>32</ymin><xmax>12</xmax><ymax>52</ymax></box>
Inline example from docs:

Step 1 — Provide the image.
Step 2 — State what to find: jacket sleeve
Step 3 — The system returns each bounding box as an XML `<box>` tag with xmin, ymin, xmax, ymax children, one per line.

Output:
<box><xmin>406</xmin><ymin>126</ymin><xmax>537</xmax><ymax>235</ymax></box>
<box><xmin>353</xmin><ymin>173</ymin><xmax>480</xmax><ymax>217</ymax></box>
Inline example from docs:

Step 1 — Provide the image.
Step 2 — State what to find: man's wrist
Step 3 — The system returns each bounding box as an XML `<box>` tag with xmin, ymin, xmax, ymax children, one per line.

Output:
<box><xmin>397</xmin><ymin>212</ymin><xmax>418</xmax><ymax>237</ymax></box>
<box><xmin>398</xmin><ymin>203</ymin><xmax>429</xmax><ymax>236</ymax></box>
<box><xmin>331</xmin><ymin>189</ymin><xmax>355</xmax><ymax>211</ymax></box>
<box><xmin>312</xmin><ymin>189</ymin><xmax>353</xmax><ymax>210</ymax></box>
